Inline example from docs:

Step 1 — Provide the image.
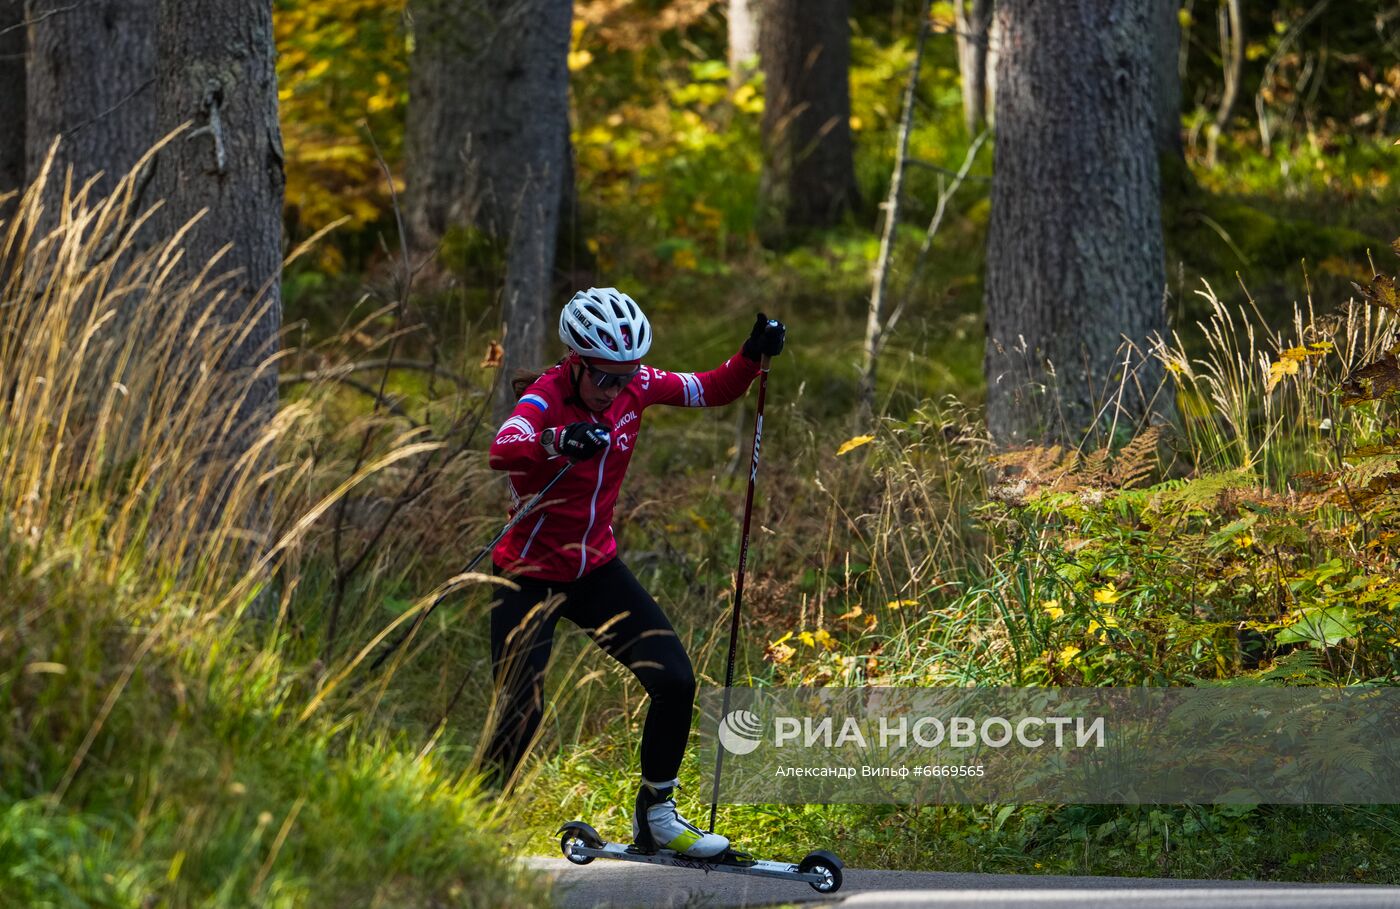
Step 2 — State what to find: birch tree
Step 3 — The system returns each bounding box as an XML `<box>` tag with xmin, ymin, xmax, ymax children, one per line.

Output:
<box><xmin>954</xmin><ymin>0</ymin><xmax>992</xmax><ymax>133</ymax></box>
<box><xmin>728</xmin><ymin>0</ymin><xmax>760</xmax><ymax>89</ymax></box>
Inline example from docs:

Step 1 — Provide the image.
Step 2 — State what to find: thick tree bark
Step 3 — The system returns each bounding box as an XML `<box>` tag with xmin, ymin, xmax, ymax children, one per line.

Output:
<box><xmin>983</xmin><ymin>0</ymin><xmax>1170</xmax><ymax>447</ymax></box>
<box><xmin>728</xmin><ymin>0</ymin><xmax>760</xmax><ymax>88</ymax></box>
<box><xmin>1153</xmin><ymin>0</ymin><xmax>1183</xmax><ymax>157</ymax></box>
<box><xmin>149</xmin><ymin>0</ymin><xmax>284</xmax><ymax>510</ymax></box>
<box><xmin>405</xmin><ymin>0</ymin><xmax>572</xmax><ymax>419</ymax></box>
<box><xmin>757</xmin><ymin>0</ymin><xmax>858</xmax><ymax>245</ymax></box>
<box><xmin>24</xmin><ymin>0</ymin><xmax>156</xmax><ymax>210</ymax></box>
<box><xmin>460</xmin><ymin>0</ymin><xmax>572</xmax><ymax>422</ymax></box>
<box><xmin>404</xmin><ymin>0</ymin><xmax>575</xmax><ymax>264</ymax></box>
<box><xmin>0</xmin><ymin>0</ymin><xmax>23</xmax><ymax>207</ymax></box>
<box><xmin>955</xmin><ymin>0</ymin><xmax>992</xmax><ymax>134</ymax></box>
<box><xmin>403</xmin><ymin>0</ymin><xmax>480</xmax><ymax>252</ymax></box>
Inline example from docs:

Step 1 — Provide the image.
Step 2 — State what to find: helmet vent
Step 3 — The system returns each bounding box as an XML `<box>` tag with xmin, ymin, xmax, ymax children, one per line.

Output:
<box><xmin>558</xmin><ymin>287</ymin><xmax>652</xmax><ymax>361</ymax></box>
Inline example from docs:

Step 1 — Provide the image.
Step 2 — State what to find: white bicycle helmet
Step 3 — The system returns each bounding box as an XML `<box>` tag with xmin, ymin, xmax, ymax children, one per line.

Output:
<box><xmin>558</xmin><ymin>287</ymin><xmax>652</xmax><ymax>361</ymax></box>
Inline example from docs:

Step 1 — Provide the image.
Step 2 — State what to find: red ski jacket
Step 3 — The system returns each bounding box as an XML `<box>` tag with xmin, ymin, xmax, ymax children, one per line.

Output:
<box><xmin>489</xmin><ymin>348</ymin><xmax>761</xmax><ymax>581</ymax></box>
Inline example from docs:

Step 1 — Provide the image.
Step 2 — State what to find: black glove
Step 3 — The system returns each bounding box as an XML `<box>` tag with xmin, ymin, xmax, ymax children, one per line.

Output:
<box><xmin>544</xmin><ymin>422</ymin><xmax>611</xmax><ymax>461</ymax></box>
<box><xmin>742</xmin><ymin>312</ymin><xmax>785</xmax><ymax>361</ymax></box>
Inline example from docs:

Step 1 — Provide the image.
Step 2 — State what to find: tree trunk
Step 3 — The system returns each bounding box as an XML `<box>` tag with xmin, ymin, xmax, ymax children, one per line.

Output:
<box><xmin>984</xmin><ymin>9</ymin><xmax>1001</xmax><ymax>126</ymax></box>
<box><xmin>0</xmin><ymin>0</ymin><xmax>24</xmax><ymax>207</ymax></box>
<box><xmin>983</xmin><ymin>0</ymin><xmax>1169</xmax><ymax>447</ymax></box>
<box><xmin>954</xmin><ymin>0</ymin><xmax>992</xmax><ymax>134</ymax></box>
<box><xmin>405</xmin><ymin>0</ymin><xmax>574</xmax><ymax>262</ymax></box>
<box><xmin>24</xmin><ymin>0</ymin><xmax>156</xmax><ymax>210</ymax></box>
<box><xmin>149</xmin><ymin>0</ymin><xmax>284</xmax><ymax>533</ymax></box>
<box><xmin>728</xmin><ymin>0</ymin><xmax>760</xmax><ymax>89</ymax></box>
<box><xmin>403</xmin><ymin>0</ymin><xmax>481</xmax><ymax>253</ymax></box>
<box><xmin>1153</xmin><ymin>0</ymin><xmax>1183</xmax><ymax>157</ymax></box>
<box><xmin>757</xmin><ymin>0</ymin><xmax>858</xmax><ymax>245</ymax></box>
<box><xmin>477</xmin><ymin>0</ymin><xmax>572</xmax><ymax>422</ymax></box>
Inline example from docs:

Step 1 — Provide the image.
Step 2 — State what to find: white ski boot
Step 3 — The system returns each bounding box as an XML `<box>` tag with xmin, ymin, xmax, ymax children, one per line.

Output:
<box><xmin>631</xmin><ymin>778</ymin><xmax>730</xmax><ymax>858</ymax></box>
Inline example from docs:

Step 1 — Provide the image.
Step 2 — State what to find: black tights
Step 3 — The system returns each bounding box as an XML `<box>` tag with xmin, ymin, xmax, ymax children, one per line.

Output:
<box><xmin>483</xmin><ymin>558</ymin><xmax>696</xmax><ymax>786</ymax></box>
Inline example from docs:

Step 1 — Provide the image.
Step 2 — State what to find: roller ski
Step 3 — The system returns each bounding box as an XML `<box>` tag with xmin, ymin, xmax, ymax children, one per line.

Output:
<box><xmin>558</xmin><ymin>779</ymin><xmax>843</xmax><ymax>894</ymax></box>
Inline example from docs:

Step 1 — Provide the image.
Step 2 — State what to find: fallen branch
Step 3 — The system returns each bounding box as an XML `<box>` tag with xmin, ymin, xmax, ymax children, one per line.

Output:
<box><xmin>905</xmin><ymin>157</ymin><xmax>990</xmax><ymax>183</ymax></box>
<box><xmin>884</xmin><ymin>128</ymin><xmax>990</xmax><ymax>342</ymax></box>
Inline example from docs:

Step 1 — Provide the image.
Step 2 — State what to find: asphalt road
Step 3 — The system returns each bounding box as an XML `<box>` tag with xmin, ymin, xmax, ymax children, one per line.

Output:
<box><xmin>527</xmin><ymin>857</ymin><xmax>1400</xmax><ymax>909</ymax></box>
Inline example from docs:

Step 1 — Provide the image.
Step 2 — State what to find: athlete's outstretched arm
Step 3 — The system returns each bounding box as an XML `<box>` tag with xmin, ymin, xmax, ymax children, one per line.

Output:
<box><xmin>641</xmin><ymin>315</ymin><xmax>785</xmax><ymax>409</ymax></box>
<box><xmin>637</xmin><ymin>349</ymin><xmax>758</xmax><ymax>409</ymax></box>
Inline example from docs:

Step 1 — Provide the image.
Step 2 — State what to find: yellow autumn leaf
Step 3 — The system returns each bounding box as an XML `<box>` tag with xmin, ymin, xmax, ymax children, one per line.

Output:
<box><xmin>1233</xmin><ymin>533</ymin><xmax>1254</xmax><ymax>548</ymax></box>
<box><xmin>1057</xmin><ymin>645</ymin><xmax>1082</xmax><ymax>667</ymax></box>
<box><xmin>1266</xmin><ymin>357</ymin><xmax>1300</xmax><ymax>392</ymax></box>
<box><xmin>836</xmin><ymin>434</ymin><xmax>875</xmax><ymax>456</ymax></box>
<box><xmin>797</xmin><ymin>631</ymin><xmax>816</xmax><ymax>647</ymax></box>
<box><xmin>1042</xmin><ymin>600</ymin><xmax>1064</xmax><ymax>620</ymax></box>
<box><xmin>1093</xmin><ymin>585</ymin><xmax>1121</xmax><ymax>605</ymax></box>
<box><xmin>1281</xmin><ymin>345</ymin><xmax>1327</xmax><ymax>363</ymax></box>
<box><xmin>766</xmin><ymin>642</ymin><xmax>795</xmax><ymax>664</ymax></box>
<box><xmin>885</xmin><ymin>598</ymin><xmax>918</xmax><ymax>610</ymax></box>
<box><xmin>837</xmin><ymin>605</ymin><xmax>864</xmax><ymax>621</ymax></box>
<box><xmin>813</xmin><ymin>629</ymin><xmax>838</xmax><ymax>651</ymax></box>
<box><xmin>672</xmin><ymin>247</ymin><xmax>699</xmax><ymax>270</ymax></box>
<box><xmin>1087</xmin><ymin>615</ymin><xmax>1118</xmax><ymax>634</ymax></box>
<box><xmin>771</xmin><ymin>631</ymin><xmax>793</xmax><ymax>646</ymax></box>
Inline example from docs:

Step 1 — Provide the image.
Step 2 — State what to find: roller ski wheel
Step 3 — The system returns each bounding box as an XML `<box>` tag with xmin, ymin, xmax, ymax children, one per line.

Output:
<box><xmin>798</xmin><ymin>849</ymin><xmax>844</xmax><ymax>893</ymax></box>
<box><xmin>558</xmin><ymin>821</ymin><xmax>603</xmax><ymax>866</ymax></box>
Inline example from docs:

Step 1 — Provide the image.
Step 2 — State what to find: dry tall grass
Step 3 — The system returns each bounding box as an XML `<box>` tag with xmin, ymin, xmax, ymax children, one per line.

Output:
<box><xmin>0</xmin><ymin>145</ymin><xmax>548</xmax><ymax>906</ymax></box>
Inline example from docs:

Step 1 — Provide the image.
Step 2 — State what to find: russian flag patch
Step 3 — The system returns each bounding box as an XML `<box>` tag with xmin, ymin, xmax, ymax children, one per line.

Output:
<box><xmin>520</xmin><ymin>394</ymin><xmax>549</xmax><ymax>413</ymax></box>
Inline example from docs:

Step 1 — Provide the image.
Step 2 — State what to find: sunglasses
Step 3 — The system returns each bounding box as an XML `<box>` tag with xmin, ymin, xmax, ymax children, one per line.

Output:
<box><xmin>583</xmin><ymin>361</ymin><xmax>641</xmax><ymax>390</ymax></box>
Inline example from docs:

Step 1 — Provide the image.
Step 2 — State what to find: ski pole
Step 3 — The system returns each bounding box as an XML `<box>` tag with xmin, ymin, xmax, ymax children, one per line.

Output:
<box><xmin>709</xmin><ymin>352</ymin><xmax>771</xmax><ymax>833</ymax></box>
<box><xmin>366</xmin><ymin>460</ymin><xmax>574</xmax><ymax>675</ymax></box>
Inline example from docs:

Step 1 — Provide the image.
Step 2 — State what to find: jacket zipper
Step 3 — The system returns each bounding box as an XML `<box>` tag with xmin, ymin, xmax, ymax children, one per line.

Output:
<box><xmin>519</xmin><ymin>513</ymin><xmax>547</xmax><ymax>561</ymax></box>
<box><xmin>578</xmin><ymin>445</ymin><xmax>609</xmax><ymax>578</ymax></box>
